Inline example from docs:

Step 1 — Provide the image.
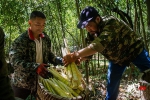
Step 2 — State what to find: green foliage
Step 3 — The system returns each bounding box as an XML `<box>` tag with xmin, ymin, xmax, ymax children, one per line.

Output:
<box><xmin>0</xmin><ymin>0</ymin><xmax>149</xmax><ymax>76</ymax></box>
<box><xmin>0</xmin><ymin>0</ymin><xmax>148</xmax><ymax>54</ymax></box>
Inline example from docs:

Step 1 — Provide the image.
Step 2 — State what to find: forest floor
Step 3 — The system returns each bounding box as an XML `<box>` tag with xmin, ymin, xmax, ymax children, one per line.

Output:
<box><xmin>88</xmin><ymin>77</ymin><xmax>145</xmax><ymax>100</ymax></box>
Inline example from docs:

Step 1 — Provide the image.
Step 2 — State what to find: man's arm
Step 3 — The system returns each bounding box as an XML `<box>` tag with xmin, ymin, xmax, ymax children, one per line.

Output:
<box><xmin>9</xmin><ymin>38</ymin><xmax>40</xmax><ymax>72</ymax></box>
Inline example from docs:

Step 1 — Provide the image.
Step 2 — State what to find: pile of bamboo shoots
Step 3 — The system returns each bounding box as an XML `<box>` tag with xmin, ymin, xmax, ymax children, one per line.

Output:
<box><xmin>39</xmin><ymin>62</ymin><xmax>86</xmax><ymax>98</ymax></box>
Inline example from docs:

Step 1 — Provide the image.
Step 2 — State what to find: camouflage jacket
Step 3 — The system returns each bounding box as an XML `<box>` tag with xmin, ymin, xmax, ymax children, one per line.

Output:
<box><xmin>0</xmin><ymin>27</ymin><xmax>8</xmax><ymax>76</ymax></box>
<box><xmin>9</xmin><ymin>29</ymin><xmax>58</xmax><ymax>91</ymax></box>
<box><xmin>89</xmin><ymin>16</ymin><xmax>144</xmax><ymax>66</ymax></box>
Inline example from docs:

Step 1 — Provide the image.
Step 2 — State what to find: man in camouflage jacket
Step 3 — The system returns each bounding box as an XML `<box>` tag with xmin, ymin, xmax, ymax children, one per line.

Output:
<box><xmin>9</xmin><ymin>11</ymin><xmax>63</xmax><ymax>99</ymax></box>
<box><xmin>63</xmin><ymin>6</ymin><xmax>150</xmax><ymax>100</ymax></box>
<box><xmin>0</xmin><ymin>27</ymin><xmax>15</xmax><ymax>100</ymax></box>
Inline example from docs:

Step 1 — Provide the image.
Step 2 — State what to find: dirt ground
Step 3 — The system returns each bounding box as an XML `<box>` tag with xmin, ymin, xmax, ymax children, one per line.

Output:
<box><xmin>88</xmin><ymin>79</ymin><xmax>146</xmax><ymax>100</ymax></box>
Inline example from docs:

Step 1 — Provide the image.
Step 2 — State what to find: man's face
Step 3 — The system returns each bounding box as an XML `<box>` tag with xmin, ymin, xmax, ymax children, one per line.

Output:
<box><xmin>84</xmin><ymin>17</ymin><xmax>100</xmax><ymax>35</ymax></box>
<box><xmin>29</xmin><ymin>17</ymin><xmax>46</xmax><ymax>35</ymax></box>
<box><xmin>85</xmin><ymin>21</ymin><xmax>98</xmax><ymax>35</ymax></box>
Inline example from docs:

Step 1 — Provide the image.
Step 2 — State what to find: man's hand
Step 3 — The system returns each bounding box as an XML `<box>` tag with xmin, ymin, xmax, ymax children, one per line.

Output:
<box><xmin>74</xmin><ymin>58</ymin><xmax>80</xmax><ymax>65</ymax></box>
<box><xmin>36</xmin><ymin>64</ymin><xmax>53</xmax><ymax>79</ymax></box>
<box><xmin>74</xmin><ymin>57</ymin><xmax>91</xmax><ymax>66</ymax></box>
<box><xmin>63</xmin><ymin>53</ymin><xmax>78</xmax><ymax>66</ymax></box>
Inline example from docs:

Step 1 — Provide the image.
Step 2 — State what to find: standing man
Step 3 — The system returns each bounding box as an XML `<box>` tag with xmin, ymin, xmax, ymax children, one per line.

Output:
<box><xmin>9</xmin><ymin>11</ymin><xmax>63</xmax><ymax>99</ymax></box>
<box><xmin>63</xmin><ymin>6</ymin><xmax>150</xmax><ymax>100</ymax></box>
<box><xmin>0</xmin><ymin>27</ymin><xmax>15</xmax><ymax>100</ymax></box>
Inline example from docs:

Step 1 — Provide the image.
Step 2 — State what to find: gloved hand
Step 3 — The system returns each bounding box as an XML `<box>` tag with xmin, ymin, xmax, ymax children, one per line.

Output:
<box><xmin>36</xmin><ymin>64</ymin><xmax>53</xmax><ymax>79</ymax></box>
<box><xmin>63</xmin><ymin>53</ymin><xmax>78</xmax><ymax>66</ymax></box>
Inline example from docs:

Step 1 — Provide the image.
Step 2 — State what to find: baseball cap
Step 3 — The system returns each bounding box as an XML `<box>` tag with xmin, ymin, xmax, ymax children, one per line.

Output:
<box><xmin>77</xmin><ymin>6</ymin><xmax>99</xmax><ymax>29</ymax></box>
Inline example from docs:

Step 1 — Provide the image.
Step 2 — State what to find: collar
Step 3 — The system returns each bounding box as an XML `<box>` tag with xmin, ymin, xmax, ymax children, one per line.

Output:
<box><xmin>28</xmin><ymin>28</ymin><xmax>45</xmax><ymax>40</ymax></box>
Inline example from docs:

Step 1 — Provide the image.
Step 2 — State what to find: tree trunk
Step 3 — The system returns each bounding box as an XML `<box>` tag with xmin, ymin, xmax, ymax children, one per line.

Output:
<box><xmin>146</xmin><ymin>0</ymin><xmax>150</xmax><ymax>49</ymax></box>
<box><xmin>137</xmin><ymin>0</ymin><xmax>148</xmax><ymax>51</ymax></box>
<box><xmin>146</xmin><ymin>0</ymin><xmax>150</xmax><ymax>31</ymax></box>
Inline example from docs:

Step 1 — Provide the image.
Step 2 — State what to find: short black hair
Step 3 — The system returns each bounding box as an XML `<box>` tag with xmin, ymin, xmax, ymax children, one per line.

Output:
<box><xmin>30</xmin><ymin>11</ymin><xmax>46</xmax><ymax>19</ymax></box>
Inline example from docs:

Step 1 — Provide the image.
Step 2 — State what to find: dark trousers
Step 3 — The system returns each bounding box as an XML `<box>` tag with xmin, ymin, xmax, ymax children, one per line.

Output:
<box><xmin>0</xmin><ymin>76</ymin><xmax>15</xmax><ymax>100</ymax></box>
<box><xmin>105</xmin><ymin>49</ymin><xmax>150</xmax><ymax>100</ymax></box>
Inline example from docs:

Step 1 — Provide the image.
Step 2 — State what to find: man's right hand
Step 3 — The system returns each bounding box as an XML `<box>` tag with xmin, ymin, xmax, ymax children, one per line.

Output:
<box><xmin>36</xmin><ymin>64</ymin><xmax>53</xmax><ymax>79</ymax></box>
<box><xmin>63</xmin><ymin>53</ymin><xmax>78</xmax><ymax>66</ymax></box>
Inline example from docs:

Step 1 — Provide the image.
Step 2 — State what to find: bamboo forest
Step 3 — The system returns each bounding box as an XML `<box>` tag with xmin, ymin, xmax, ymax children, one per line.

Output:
<box><xmin>0</xmin><ymin>0</ymin><xmax>150</xmax><ymax>100</ymax></box>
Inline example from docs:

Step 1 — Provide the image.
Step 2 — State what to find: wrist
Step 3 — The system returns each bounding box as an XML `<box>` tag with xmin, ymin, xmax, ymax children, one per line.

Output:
<box><xmin>73</xmin><ymin>51</ymin><xmax>80</xmax><ymax>58</ymax></box>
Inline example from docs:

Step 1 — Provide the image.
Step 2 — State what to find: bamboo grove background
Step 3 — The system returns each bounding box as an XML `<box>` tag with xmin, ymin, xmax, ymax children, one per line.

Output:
<box><xmin>0</xmin><ymin>0</ymin><xmax>150</xmax><ymax>78</ymax></box>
